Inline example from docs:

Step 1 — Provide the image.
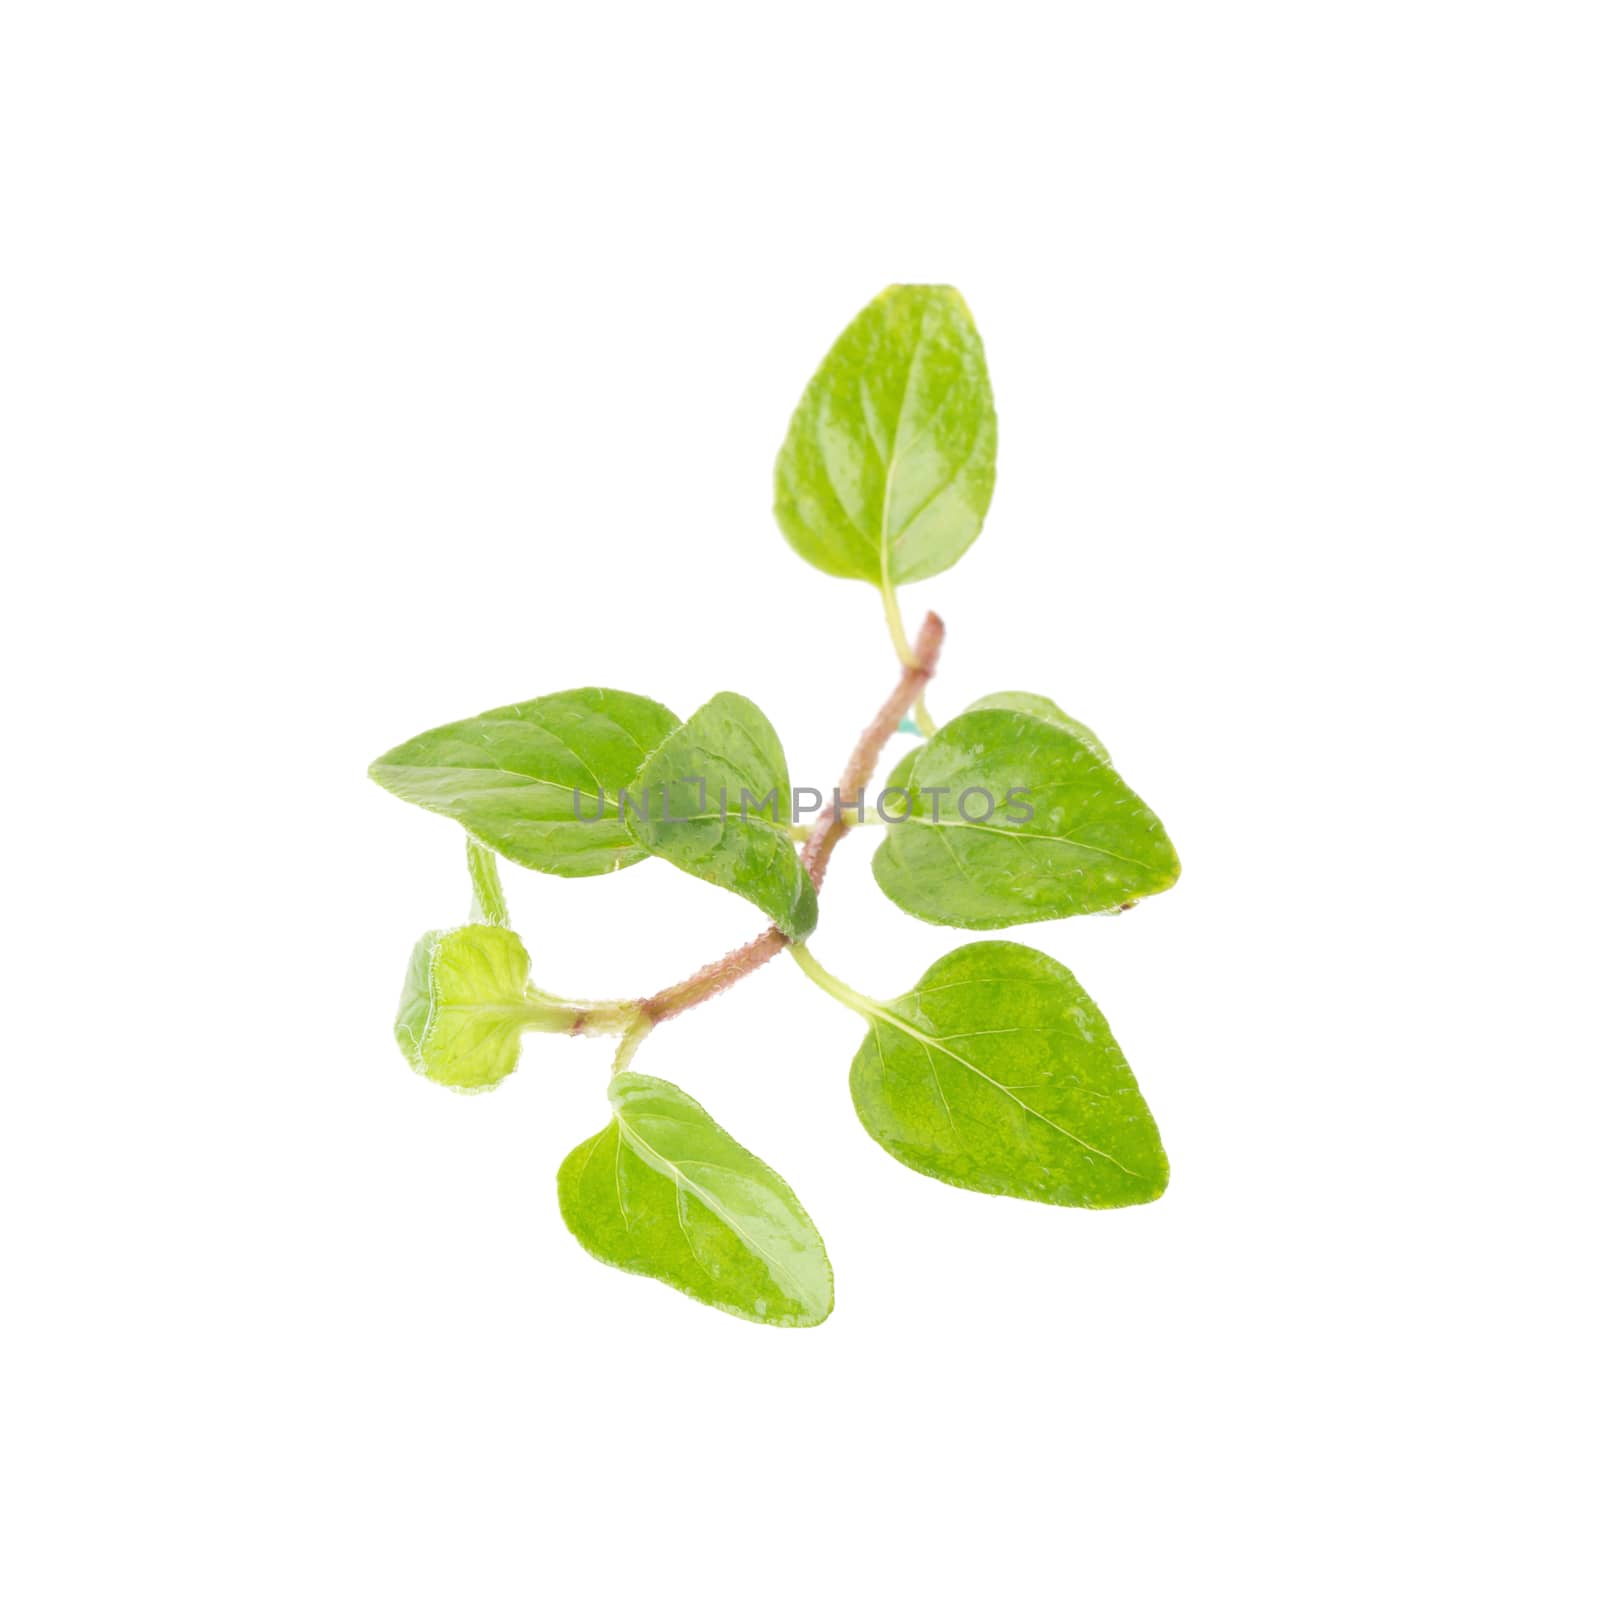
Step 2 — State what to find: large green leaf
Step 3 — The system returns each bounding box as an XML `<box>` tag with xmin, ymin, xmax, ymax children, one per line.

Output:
<box><xmin>394</xmin><ymin>924</ymin><xmax>555</xmax><ymax>1092</ymax></box>
<box><xmin>774</xmin><ymin>284</ymin><xmax>997</xmax><ymax>587</ymax></box>
<box><xmin>369</xmin><ymin>688</ymin><xmax>679</xmax><ymax>877</ymax></box>
<box><xmin>848</xmin><ymin>942</ymin><xmax>1168</xmax><ymax>1208</ymax></box>
<box><xmin>558</xmin><ymin>1072</ymin><xmax>834</xmax><ymax>1328</ymax></box>
<box><xmin>872</xmin><ymin>707</ymin><xmax>1179</xmax><ymax>927</ymax></box>
<box><xmin>625</xmin><ymin>692</ymin><xmax>817</xmax><ymax>939</ymax></box>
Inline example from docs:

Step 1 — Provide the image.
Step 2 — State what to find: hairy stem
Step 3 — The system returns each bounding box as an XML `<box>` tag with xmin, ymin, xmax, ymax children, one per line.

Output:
<box><xmin>637</xmin><ymin>611</ymin><xmax>945</xmax><ymax>1026</ymax></box>
<box><xmin>525</xmin><ymin>992</ymin><xmax>640</xmax><ymax>1037</ymax></box>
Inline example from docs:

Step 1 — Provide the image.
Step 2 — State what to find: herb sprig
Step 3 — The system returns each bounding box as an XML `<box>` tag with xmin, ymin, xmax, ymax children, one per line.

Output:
<box><xmin>370</xmin><ymin>285</ymin><xmax>1181</xmax><ymax>1326</ymax></box>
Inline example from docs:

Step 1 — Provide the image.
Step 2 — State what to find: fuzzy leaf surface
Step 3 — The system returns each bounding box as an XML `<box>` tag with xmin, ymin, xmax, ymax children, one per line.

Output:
<box><xmin>394</xmin><ymin>924</ymin><xmax>543</xmax><ymax>1092</ymax></box>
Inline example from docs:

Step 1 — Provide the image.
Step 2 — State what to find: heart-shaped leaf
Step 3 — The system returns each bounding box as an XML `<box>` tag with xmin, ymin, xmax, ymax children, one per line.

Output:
<box><xmin>625</xmin><ymin>692</ymin><xmax>817</xmax><ymax>939</ymax></box>
<box><xmin>559</xmin><ymin>1072</ymin><xmax>834</xmax><ymax>1327</ymax></box>
<box><xmin>848</xmin><ymin>941</ymin><xmax>1168</xmax><ymax>1208</ymax></box>
<box><xmin>395</xmin><ymin>924</ymin><xmax>554</xmax><ymax>1092</ymax></box>
<box><xmin>369</xmin><ymin>688</ymin><xmax>679</xmax><ymax>877</ymax></box>
<box><xmin>872</xmin><ymin>707</ymin><xmax>1179</xmax><ymax>927</ymax></box>
<box><xmin>774</xmin><ymin>284</ymin><xmax>997</xmax><ymax>587</ymax></box>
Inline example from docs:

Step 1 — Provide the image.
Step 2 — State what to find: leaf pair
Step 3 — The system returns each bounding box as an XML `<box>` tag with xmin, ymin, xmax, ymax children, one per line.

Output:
<box><xmin>558</xmin><ymin>937</ymin><xmax>1167</xmax><ymax>1330</ymax></box>
<box><xmin>872</xmin><ymin>694</ymin><xmax>1181</xmax><ymax>928</ymax></box>
<box><xmin>370</xmin><ymin>688</ymin><xmax>815</xmax><ymax>937</ymax></box>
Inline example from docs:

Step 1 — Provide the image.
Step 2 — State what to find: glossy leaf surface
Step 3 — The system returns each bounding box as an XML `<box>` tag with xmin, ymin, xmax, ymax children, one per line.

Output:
<box><xmin>774</xmin><ymin>285</ymin><xmax>997</xmax><ymax>586</ymax></box>
<box><xmin>625</xmin><ymin>692</ymin><xmax>817</xmax><ymax>939</ymax></box>
<box><xmin>394</xmin><ymin>924</ymin><xmax>552</xmax><ymax>1092</ymax></box>
<box><xmin>559</xmin><ymin>1073</ymin><xmax>833</xmax><ymax>1327</ymax></box>
<box><xmin>369</xmin><ymin>688</ymin><xmax>679</xmax><ymax>877</ymax></box>
<box><xmin>849</xmin><ymin>941</ymin><xmax>1168</xmax><ymax>1208</ymax></box>
<box><xmin>965</xmin><ymin>691</ymin><xmax>1112</xmax><ymax>766</ymax></box>
<box><xmin>872</xmin><ymin>708</ymin><xmax>1179</xmax><ymax>927</ymax></box>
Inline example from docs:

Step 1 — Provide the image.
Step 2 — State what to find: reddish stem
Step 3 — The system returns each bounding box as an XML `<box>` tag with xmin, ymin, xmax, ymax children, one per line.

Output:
<box><xmin>637</xmin><ymin>612</ymin><xmax>945</xmax><ymax>1025</ymax></box>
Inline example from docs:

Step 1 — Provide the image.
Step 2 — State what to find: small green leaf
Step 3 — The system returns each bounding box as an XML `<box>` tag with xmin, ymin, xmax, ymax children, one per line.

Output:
<box><xmin>774</xmin><ymin>284</ymin><xmax>997</xmax><ymax>587</ymax></box>
<box><xmin>964</xmin><ymin>691</ymin><xmax>1112</xmax><ymax>767</ymax></box>
<box><xmin>394</xmin><ymin>924</ymin><xmax>567</xmax><ymax>1092</ymax></box>
<box><xmin>872</xmin><ymin>707</ymin><xmax>1179</xmax><ymax>927</ymax></box>
<box><xmin>849</xmin><ymin>941</ymin><xmax>1168</xmax><ymax>1208</ymax></box>
<box><xmin>369</xmin><ymin>688</ymin><xmax>680</xmax><ymax>877</ymax></box>
<box><xmin>558</xmin><ymin>1072</ymin><xmax>834</xmax><ymax>1328</ymax></box>
<box><xmin>625</xmin><ymin>692</ymin><xmax>818</xmax><ymax>939</ymax></box>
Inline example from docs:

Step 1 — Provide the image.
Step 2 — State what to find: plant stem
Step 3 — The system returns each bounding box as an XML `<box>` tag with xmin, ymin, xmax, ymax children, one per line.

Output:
<box><xmin>466</xmin><ymin>837</ymin><xmax>510</xmax><ymax>927</ymax></box>
<box><xmin>786</xmin><ymin>943</ymin><xmax>882</xmax><ymax>1022</ymax></box>
<box><xmin>609</xmin><ymin>1015</ymin><xmax>653</xmax><ymax>1074</ymax></box>
<box><xmin>880</xmin><ymin>584</ymin><xmax>937</xmax><ymax>736</ymax></box>
<box><xmin>637</xmin><ymin>610</ymin><xmax>945</xmax><ymax>1027</ymax></box>
<box><xmin>881</xmin><ymin>581</ymin><xmax>916</xmax><ymax>664</ymax></box>
<box><xmin>524</xmin><ymin>991</ymin><xmax>640</xmax><ymax>1037</ymax></box>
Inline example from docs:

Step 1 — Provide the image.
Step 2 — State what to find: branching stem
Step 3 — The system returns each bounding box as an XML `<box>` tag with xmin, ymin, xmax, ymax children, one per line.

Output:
<box><xmin>635</xmin><ymin>611</ymin><xmax>945</xmax><ymax>1027</ymax></box>
<box><xmin>609</xmin><ymin>1015</ymin><xmax>653</xmax><ymax>1075</ymax></box>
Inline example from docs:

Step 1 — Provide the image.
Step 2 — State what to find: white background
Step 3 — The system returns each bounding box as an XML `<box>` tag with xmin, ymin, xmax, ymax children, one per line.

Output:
<box><xmin>3</xmin><ymin>4</ymin><xmax>1595</xmax><ymax>1594</ymax></box>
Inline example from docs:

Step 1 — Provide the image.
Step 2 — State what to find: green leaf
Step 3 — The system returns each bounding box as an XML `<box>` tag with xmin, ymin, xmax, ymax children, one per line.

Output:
<box><xmin>964</xmin><ymin>691</ymin><xmax>1112</xmax><ymax>766</ymax></box>
<box><xmin>774</xmin><ymin>284</ymin><xmax>997</xmax><ymax>587</ymax></box>
<box><xmin>625</xmin><ymin>692</ymin><xmax>817</xmax><ymax>939</ymax></box>
<box><xmin>394</xmin><ymin>924</ymin><xmax>570</xmax><ymax>1092</ymax></box>
<box><xmin>369</xmin><ymin>688</ymin><xmax>680</xmax><ymax>877</ymax></box>
<box><xmin>558</xmin><ymin>1072</ymin><xmax>834</xmax><ymax>1327</ymax></box>
<box><xmin>878</xmin><ymin>743</ymin><xmax>920</xmax><ymax>820</ymax></box>
<box><xmin>872</xmin><ymin>707</ymin><xmax>1179</xmax><ymax>927</ymax></box>
<box><xmin>848</xmin><ymin>941</ymin><xmax>1168</xmax><ymax>1208</ymax></box>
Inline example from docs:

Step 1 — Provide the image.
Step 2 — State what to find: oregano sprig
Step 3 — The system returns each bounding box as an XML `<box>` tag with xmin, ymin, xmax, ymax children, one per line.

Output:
<box><xmin>369</xmin><ymin>285</ymin><xmax>1181</xmax><ymax>1327</ymax></box>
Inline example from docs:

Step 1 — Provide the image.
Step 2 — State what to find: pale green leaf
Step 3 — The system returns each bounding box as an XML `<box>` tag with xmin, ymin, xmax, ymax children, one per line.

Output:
<box><xmin>369</xmin><ymin>688</ymin><xmax>679</xmax><ymax>877</ymax></box>
<box><xmin>625</xmin><ymin>692</ymin><xmax>817</xmax><ymax>939</ymax></box>
<box><xmin>774</xmin><ymin>284</ymin><xmax>997</xmax><ymax>587</ymax></box>
<box><xmin>558</xmin><ymin>1072</ymin><xmax>834</xmax><ymax>1328</ymax></box>
<box><xmin>965</xmin><ymin>691</ymin><xmax>1111</xmax><ymax>766</ymax></box>
<box><xmin>872</xmin><ymin>707</ymin><xmax>1179</xmax><ymax>927</ymax></box>
<box><xmin>394</xmin><ymin>924</ymin><xmax>571</xmax><ymax>1092</ymax></box>
<box><xmin>849</xmin><ymin>941</ymin><xmax>1168</xmax><ymax>1208</ymax></box>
